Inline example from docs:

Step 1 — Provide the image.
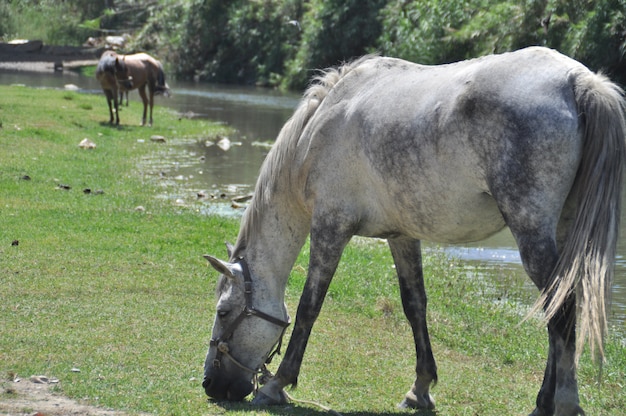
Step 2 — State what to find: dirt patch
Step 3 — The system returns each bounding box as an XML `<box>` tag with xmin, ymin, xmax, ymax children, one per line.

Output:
<box><xmin>0</xmin><ymin>377</ymin><xmax>144</xmax><ymax>416</ymax></box>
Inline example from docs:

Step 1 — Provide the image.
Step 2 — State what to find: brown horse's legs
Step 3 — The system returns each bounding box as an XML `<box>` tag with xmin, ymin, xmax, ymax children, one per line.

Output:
<box><xmin>104</xmin><ymin>89</ymin><xmax>119</xmax><ymax>125</ymax></box>
<box><xmin>388</xmin><ymin>237</ymin><xmax>437</xmax><ymax>410</ymax></box>
<box><xmin>138</xmin><ymin>85</ymin><xmax>148</xmax><ymax>126</ymax></box>
<box><xmin>148</xmin><ymin>86</ymin><xmax>155</xmax><ymax>126</ymax></box>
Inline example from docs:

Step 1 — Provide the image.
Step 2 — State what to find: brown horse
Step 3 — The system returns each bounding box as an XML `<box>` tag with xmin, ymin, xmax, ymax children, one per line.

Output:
<box><xmin>96</xmin><ymin>51</ymin><xmax>170</xmax><ymax>126</ymax></box>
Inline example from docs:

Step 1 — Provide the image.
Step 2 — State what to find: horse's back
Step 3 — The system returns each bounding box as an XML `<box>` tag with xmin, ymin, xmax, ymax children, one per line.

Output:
<box><xmin>296</xmin><ymin>47</ymin><xmax>586</xmax><ymax>242</ymax></box>
<box><xmin>123</xmin><ymin>53</ymin><xmax>166</xmax><ymax>89</ymax></box>
<box><xmin>125</xmin><ymin>53</ymin><xmax>162</xmax><ymax>71</ymax></box>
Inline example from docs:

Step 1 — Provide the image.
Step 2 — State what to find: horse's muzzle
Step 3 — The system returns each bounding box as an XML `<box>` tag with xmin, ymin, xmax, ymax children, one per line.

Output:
<box><xmin>119</xmin><ymin>78</ymin><xmax>133</xmax><ymax>90</ymax></box>
<box><xmin>202</xmin><ymin>373</ymin><xmax>253</xmax><ymax>401</ymax></box>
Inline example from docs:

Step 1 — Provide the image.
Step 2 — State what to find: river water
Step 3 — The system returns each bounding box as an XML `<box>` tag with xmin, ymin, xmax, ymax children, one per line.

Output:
<box><xmin>1</xmin><ymin>69</ymin><xmax>625</xmax><ymax>330</ymax></box>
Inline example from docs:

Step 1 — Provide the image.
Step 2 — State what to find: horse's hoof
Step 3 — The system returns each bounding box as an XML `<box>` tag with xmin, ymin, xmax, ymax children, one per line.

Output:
<box><xmin>251</xmin><ymin>389</ymin><xmax>289</xmax><ymax>406</ymax></box>
<box><xmin>398</xmin><ymin>391</ymin><xmax>435</xmax><ymax>410</ymax></box>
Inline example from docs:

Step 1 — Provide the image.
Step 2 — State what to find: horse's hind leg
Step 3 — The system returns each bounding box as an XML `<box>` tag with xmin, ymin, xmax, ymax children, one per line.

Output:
<box><xmin>138</xmin><ymin>85</ymin><xmax>148</xmax><ymax>126</ymax></box>
<box><xmin>148</xmin><ymin>84</ymin><xmax>155</xmax><ymax>126</ymax></box>
<box><xmin>530</xmin><ymin>295</ymin><xmax>580</xmax><ymax>416</ymax></box>
<box><xmin>509</xmin><ymin>224</ymin><xmax>581</xmax><ymax>416</ymax></box>
<box><xmin>388</xmin><ymin>237</ymin><xmax>437</xmax><ymax>410</ymax></box>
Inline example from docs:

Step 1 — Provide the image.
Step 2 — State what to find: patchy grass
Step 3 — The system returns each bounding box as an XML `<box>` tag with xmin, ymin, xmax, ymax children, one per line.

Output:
<box><xmin>0</xmin><ymin>85</ymin><xmax>624</xmax><ymax>415</ymax></box>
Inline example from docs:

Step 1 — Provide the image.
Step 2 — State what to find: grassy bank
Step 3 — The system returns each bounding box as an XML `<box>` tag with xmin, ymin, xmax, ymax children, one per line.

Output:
<box><xmin>0</xmin><ymin>85</ymin><xmax>624</xmax><ymax>415</ymax></box>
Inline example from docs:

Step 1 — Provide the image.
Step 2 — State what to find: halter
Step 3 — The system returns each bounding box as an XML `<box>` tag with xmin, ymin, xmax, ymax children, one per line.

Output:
<box><xmin>210</xmin><ymin>257</ymin><xmax>290</xmax><ymax>376</ymax></box>
<box><xmin>113</xmin><ymin>56</ymin><xmax>133</xmax><ymax>90</ymax></box>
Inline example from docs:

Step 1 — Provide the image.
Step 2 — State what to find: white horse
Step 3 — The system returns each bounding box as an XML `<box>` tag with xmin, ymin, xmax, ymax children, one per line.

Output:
<box><xmin>202</xmin><ymin>47</ymin><xmax>625</xmax><ymax>415</ymax></box>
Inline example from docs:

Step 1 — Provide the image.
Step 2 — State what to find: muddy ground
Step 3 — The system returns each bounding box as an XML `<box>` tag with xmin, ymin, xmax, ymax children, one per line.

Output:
<box><xmin>0</xmin><ymin>377</ymin><xmax>143</xmax><ymax>416</ymax></box>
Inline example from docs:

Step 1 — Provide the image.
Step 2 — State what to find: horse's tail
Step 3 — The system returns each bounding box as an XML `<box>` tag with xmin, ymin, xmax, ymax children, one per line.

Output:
<box><xmin>537</xmin><ymin>69</ymin><xmax>626</xmax><ymax>360</ymax></box>
<box><xmin>155</xmin><ymin>62</ymin><xmax>170</xmax><ymax>97</ymax></box>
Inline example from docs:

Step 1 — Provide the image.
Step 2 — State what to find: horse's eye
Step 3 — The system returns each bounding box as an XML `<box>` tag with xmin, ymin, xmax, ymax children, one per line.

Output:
<box><xmin>217</xmin><ymin>309</ymin><xmax>230</xmax><ymax>318</ymax></box>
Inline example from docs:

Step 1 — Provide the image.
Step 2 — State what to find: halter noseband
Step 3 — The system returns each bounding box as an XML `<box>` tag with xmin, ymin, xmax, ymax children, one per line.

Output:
<box><xmin>210</xmin><ymin>256</ymin><xmax>290</xmax><ymax>374</ymax></box>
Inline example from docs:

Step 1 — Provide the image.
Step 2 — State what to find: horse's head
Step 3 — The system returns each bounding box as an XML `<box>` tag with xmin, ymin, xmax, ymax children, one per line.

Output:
<box><xmin>114</xmin><ymin>57</ymin><xmax>133</xmax><ymax>90</ymax></box>
<box><xmin>202</xmin><ymin>251</ymin><xmax>290</xmax><ymax>401</ymax></box>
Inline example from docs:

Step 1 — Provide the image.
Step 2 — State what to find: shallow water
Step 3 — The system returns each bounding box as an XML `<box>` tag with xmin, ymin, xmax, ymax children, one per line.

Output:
<box><xmin>1</xmin><ymin>69</ymin><xmax>624</xmax><ymax>329</ymax></box>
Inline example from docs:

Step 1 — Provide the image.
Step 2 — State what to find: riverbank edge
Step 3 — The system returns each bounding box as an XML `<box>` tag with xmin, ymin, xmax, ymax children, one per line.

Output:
<box><xmin>0</xmin><ymin>41</ymin><xmax>101</xmax><ymax>72</ymax></box>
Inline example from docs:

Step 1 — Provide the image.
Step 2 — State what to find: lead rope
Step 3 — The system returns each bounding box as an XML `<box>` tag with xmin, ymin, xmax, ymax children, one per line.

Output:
<box><xmin>254</xmin><ymin>367</ymin><xmax>344</xmax><ymax>416</ymax></box>
<box><xmin>217</xmin><ymin>342</ymin><xmax>342</xmax><ymax>415</ymax></box>
<box><xmin>282</xmin><ymin>390</ymin><xmax>344</xmax><ymax>416</ymax></box>
<box><xmin>254</xmin><ymin>365</ymin><xmax>343</xmax><ymax>416</ymax></box>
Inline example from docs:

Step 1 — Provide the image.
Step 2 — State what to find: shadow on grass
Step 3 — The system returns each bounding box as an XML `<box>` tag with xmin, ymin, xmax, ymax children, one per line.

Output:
<box><xmin>98</xmin><ymin>121</ymin><xmax>143</xmax><ymax>130</ymax></box>
<box><xmin>209</xmin><ymin>399</ymin><xmax>438</xmax><ymax>416</ymax></box>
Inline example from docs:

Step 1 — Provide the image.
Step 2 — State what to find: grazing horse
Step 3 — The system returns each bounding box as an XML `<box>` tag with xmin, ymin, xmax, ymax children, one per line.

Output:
<box><xmin>96</xmin><ymin>51</ymin><xmax>169</xmax><ymax>126</ymax></box>
<box><xmin>202</xmin><ymin>47</ymin><xmax>625</xmax><ymax>415</ymax></box>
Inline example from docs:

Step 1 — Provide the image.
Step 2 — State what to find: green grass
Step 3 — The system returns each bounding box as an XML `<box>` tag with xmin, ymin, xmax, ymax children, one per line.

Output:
<box><xmin>1</xmin><ymin>85</ymin><xmax>625</xmax><ymax>415</ymax></box>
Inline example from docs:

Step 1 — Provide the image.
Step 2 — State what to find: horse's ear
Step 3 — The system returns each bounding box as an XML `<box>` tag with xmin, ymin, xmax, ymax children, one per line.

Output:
<box><xmin>225</xmin><ymin>242</ymin><xmax>234</xmax><ymax>258</ymax></box>
<box><xmin>204</xmin><ymin>255</ymin><xmax>237</xmax><ymax>279</ymax></box>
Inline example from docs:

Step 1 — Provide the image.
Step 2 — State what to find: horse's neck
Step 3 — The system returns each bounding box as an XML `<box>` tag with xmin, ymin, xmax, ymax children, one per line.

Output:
<box><xmin>239</xmin><ymin>193</ymin><xmax>309</xmax><ymax>300</ymax></box>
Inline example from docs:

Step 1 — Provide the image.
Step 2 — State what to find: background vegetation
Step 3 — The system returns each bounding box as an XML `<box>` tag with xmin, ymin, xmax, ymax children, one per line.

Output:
<box><xmin>1</xmin><ymin>0</ymin><xmax>626</xmax><ymax>90</ymax></box>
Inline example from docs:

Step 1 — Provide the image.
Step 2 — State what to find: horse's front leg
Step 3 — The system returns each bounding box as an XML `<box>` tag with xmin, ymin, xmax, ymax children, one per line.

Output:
<box><xmin>113</xmin><ymin>90</ymin><xmax>120</xmax><ymax>125</ymax></box>
<box><xmin>104</xmin><ymin>89</ymin><xmax>118</xmax><ymax>125</ymax></box>
<box><xmin>388</xmin><ymin>237</ymin><xmax>437</xmax><ymax>410</ymax></box>
<box><xmin>253</xmin><ymin>216</ymin><xmax>354</xmax><ymax>405</ymax></box>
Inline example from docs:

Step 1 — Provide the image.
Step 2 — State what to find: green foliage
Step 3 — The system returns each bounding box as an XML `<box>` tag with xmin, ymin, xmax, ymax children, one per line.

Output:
<box><xmin>281</xmin><ymin>0</ymin><xmax>387</xmax><ymax>89</ymax></box>
<box><xmin>0</xmin><ymin>2</ymin><xmax>15</xmax><ymax>39</ymax></box>
<box><xmin>176</xmin><ymin>0</ymin><xmax>232</xmax><ymax>80</ymax></box>
<box><xmin>176</xmin><ymin>0</ymin><xmax>303</xmax><ymax>86</ymax></box>
<box><xmin>1</xmin><ymin>0</ymin><xmax>626</xmax><ymax>88</ymax></box>
<box><xmin>0</xmin><ymin>0</ymin><xmax>102</xmax><ymax>44</ymax></box>
<box><xmin>226</xmin><ymin>0</ymin><xmax>303</xmax><ymax>86</ymax></box>
<box><xmin>377</xmin><ymin>0</ymin><xmax>479</xmax><ymax>64</ymax></box>
<box><xmin>377</xmin><ymin>0</ymin><xmax>626</xmax><ymax>84</ymax></box>
<box><xmin>128</xmin><ymin>0</ymin><xmax>189</xmax><ymax>59</ymax></box>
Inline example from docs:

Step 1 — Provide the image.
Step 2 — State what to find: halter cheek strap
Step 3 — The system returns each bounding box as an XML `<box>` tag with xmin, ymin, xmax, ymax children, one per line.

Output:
<box><xmin>210</xmin><ymin>257</ymin><xmax>291</xmax><ymax>373</ymax></box>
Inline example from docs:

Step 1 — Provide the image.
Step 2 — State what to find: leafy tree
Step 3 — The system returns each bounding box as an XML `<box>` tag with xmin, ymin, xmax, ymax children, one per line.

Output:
<box><xmin>0</xmin><ymin>2</ymin><xmax>16</xmax><ymax>39</ymax></box>
<box><xmin>376</xmin><ymin>0</ymin><xmax>626</xmax><ymax>85</ymax></box>
<box><xmin>177</xmin><ymin>0</ymin><xmax>303</xmax><ymax>85</ymax></box>
<box><xmin>0</xmin><ymin>0</ymin><xmax>103</xmax><ymax>44</ymax></box>
<box><xmin>541</xmin><ymin>0</ymin><xmax>626</xmax><ymax>82</ymax></box>
<box><xmin>176</xmin><ymin>0</ymin><xmax>231</xmax><ymax>80</ymax></box>
<box><xmin>282</xmin><ymin>0</ymin><xmax>387</xmax><ymax>89</ymax></box>
<box><xmin>2</xmin><ymin>0</ymin><xmax>626</xmax><ymax>88</ymax></box>
<box><xmin>128</xmin><ymin>0</ymin><xmax>188</xmax><ymax>62</ymax></box>
<box><xmin>226</xmin><ymin>0</ymin><xmax>303</xmax><ymax>86</ymax></box>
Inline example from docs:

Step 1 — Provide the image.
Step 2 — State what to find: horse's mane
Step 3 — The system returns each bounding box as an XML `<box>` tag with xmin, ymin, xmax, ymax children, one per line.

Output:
<box><xmin>232</xmin><ymin>56</ymin><xmax>377</xmax><ymax>257</ymax></box>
